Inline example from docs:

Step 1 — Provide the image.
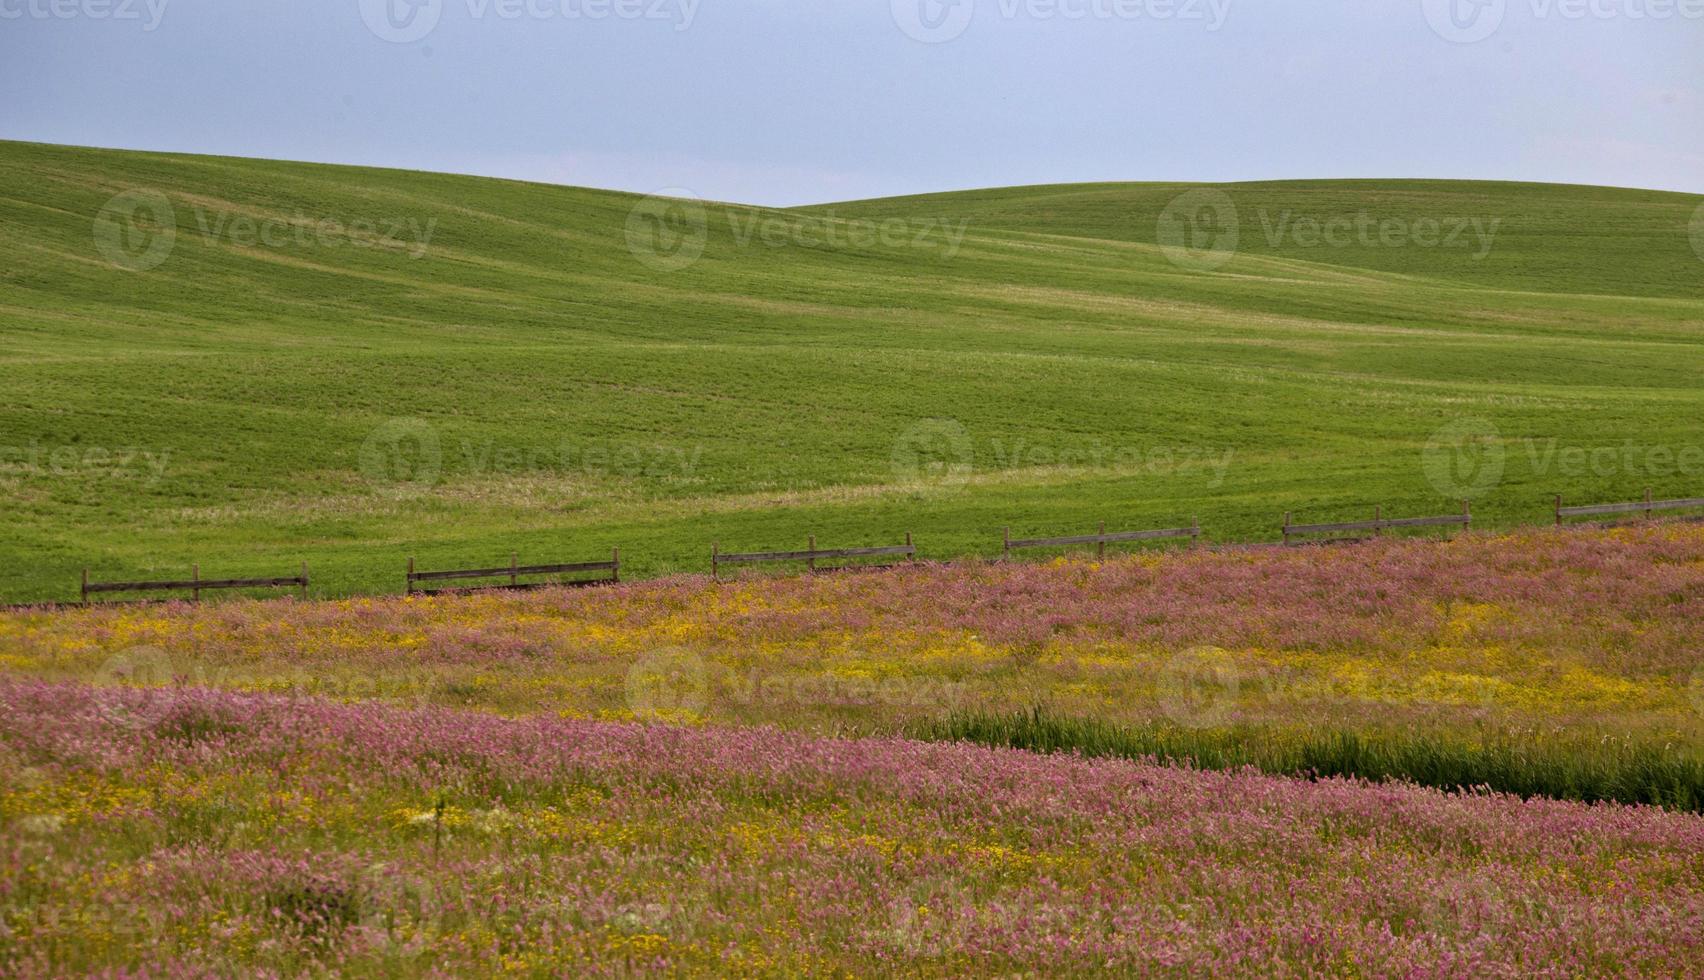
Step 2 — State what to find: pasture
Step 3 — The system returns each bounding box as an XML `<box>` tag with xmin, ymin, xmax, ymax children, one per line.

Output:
<box><xmin>2</xmin><ymin>140</ymin><xmax>1701</xmax><ymax>602</ymax></box>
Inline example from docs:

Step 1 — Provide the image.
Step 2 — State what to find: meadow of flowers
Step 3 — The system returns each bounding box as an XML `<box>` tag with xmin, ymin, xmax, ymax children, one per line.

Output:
<box><xmin>3</xmin><ymin>525</ymin><xmax>1703</xmax><ymax>974</ymax></box>
<box><xmin>2</xmin><ymin>525</ymin><xmax>1699</xmax><ymax>738</ymax></box>
<box><xmin>4</xmin><ymin>680</ymin><xmax>1704</xmax><ymax>977</ymax></box>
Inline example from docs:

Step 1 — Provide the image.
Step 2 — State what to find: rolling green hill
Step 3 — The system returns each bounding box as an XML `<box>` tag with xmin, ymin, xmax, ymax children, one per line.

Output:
<box><xmin>1</xmin><ymin>139</ymin><xmax>1701</xmax><ymax>602</ymax></box>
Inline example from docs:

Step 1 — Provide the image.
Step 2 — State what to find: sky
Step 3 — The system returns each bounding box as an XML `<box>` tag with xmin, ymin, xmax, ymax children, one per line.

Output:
<box><xmin>1</xmin><ymin>0</ymin><xmax>1700</xmax><ymax>206</ymax></box>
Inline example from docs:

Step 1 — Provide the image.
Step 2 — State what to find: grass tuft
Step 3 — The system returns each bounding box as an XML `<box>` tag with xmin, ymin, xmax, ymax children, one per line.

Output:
<box><xmin>916</xmin><ymin>707</ymin><xmax>1704</xmax><ymax>812</ymax></box>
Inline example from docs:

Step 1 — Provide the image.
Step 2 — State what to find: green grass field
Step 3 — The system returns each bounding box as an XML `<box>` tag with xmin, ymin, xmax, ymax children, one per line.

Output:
<box><xmin>1</xmin><ymin>140</ymin><xmax>1701</xmax><ymax>602</ymax></box>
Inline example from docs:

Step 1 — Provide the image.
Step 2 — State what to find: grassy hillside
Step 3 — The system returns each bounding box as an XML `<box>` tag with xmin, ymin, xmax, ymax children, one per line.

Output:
<box><xmin>0</xmin><ymin>140</ymin><xmax>1701</xmax><ymax>601</ymax></box>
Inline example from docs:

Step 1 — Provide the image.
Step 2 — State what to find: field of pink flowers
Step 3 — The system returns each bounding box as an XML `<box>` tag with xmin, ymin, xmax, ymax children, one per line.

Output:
<box><xmin>2</xmin><ymin>525</ymin><xmax>1703</xmax><ymax>974</ymax></box>
<box><xmin>4</xmin><ymin>680</ymin><xmax>1704</xmax><ymax>977</ymax></box>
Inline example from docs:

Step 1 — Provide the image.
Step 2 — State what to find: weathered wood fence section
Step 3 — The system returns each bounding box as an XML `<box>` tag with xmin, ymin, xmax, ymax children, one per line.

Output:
<box><xmin>1282</xmin><ymin>502</ymin><xmax>1471</xmax><ymax>547</ymax></box>
<box><xmin>406</xmin><ymin>551</ymin><xmax>619</xmax><ymax>595</ymax></box>
<box><xmin>712</xmin><ymin>535</ymin><xmax>915</xmax><ymax>581</ymax></box>
<box><xmin>1555</xmin><ymin>489</ymin><xmax>1704</xmax><ymax>527</ymax></box>
<box><xmin>81</xmin><ymin>564</ymin><xmax>309</xmax><ymax>604</ymax></box>
<box><xmin>1002</xmin><ymin>521</ymin><xmax>1200</xmax><ymax>559</ymax></box>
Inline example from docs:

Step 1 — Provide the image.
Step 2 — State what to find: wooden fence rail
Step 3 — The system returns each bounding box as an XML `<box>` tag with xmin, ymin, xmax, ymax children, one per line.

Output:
<box><xmin>1003</xmin><ymin>521</ymin><xmax>1200</xmax><ymax>558</ymax></box>
<box><xmin>1556</xmin><ymin>489</ymin><xmax>1704</xmax><ymax>526</ymax></box>
<box><xmin>406</xmin><ymin>551</ymin><xmax>619</xmax><ymax>595</ymax></box>
<box><xmin>713</xmin><ymin>535</ymin><xmax>915</xmax><ymax>580</ymax></box>
<box><xmin>1283</xmin><ymin>503</ymin><xmax>1471</xmax><ymax>547</ymax></box>
<box><xmin>82</xmin><ymin>564</ymin><xmax>309</xmax><ymax>604</ymax></box>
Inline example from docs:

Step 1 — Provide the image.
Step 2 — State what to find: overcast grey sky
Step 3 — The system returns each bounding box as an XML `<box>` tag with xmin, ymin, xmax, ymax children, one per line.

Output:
<box><xmin>2</xmin><ymin>0</ymin><xmax>1700</xmax><ymax>205</ymax></box>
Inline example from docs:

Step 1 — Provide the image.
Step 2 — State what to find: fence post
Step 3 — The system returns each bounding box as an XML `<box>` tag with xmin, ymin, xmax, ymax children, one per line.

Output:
<box><xmin>1283</xmin><ymin>512</ymin><xmax>1291</xmax><ymax>547</ymax></box>
<box><xmin>1374</xmin><ymin>505</ymin><xmax>1383</xmax><ymax>538</ymax></box>
<box><xmin>1097</xmin><ymin>521</ymin><xmax>1106</xmax><ymax>560</ymax></box>
<box><xmin>1192</xmin><ymin>517</ymin><xmax>1201</xmax><ymax>549</ymax></box>
<box><xmin>905</xmin><ymin>531</ymin><xmax>914</xmax><ymax>562</ymax></box>
<box><xmin>1003</xmin><ymin>526</ymin><xmax>1011</xmax><ymax>559</ymax></box>
<box><xmin>807</xmin><ymin>535</ymin><xmax>816</xmax><ymax>573</ymax></box>
<box><xmin>81</xmin><ymin>568</ymin><xmax>89</xmax><ymax>607</ymax></box>
<box><xmin>300</xmin><ymin>562</ymin><xmax>309</xmax><ymax>601</ymax></box>
<box><xmin>1555</xmin><ymin>495</ymin><xmax>1563</xmax><ymax>527</ymax></box>
<box><xmin>1462</xmin><ymin>500</ymin><xmax>1471</xmax><ymax>532</ymax></box>
<box><xmin>612</xmin><ymin>547</ymin><xmax>620</xmax><ymax>584</ymax></box>
<box><xmin>711</xmin><ymin>543</ymin><xmax>719</xmax><ymax>582</ymax></box>
<box><xmin>407</xmin><ymin>557</ymin><xmax>416</xmax><ymax>595</ymax></box>
<box><xmin>192</xmin><ymin>564</ymin><xmax>200</xmax><ymax>604</ymax></box>
<box><xmin>510</xmin><ymin>552</ymin><xmax>519</xmax><ymax>588</ymax></box>
<box><xmin>1646</xmin><ymin>487</ymin><xmax>1654</xmax><ymax>521</ymax></box>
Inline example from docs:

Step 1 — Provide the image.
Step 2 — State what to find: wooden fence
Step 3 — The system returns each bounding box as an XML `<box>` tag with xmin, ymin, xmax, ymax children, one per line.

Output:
<box><xmin>1002</xmin><ymin>521</ymin><xmax>1199</xmax><ymax>558</ymax></box>
<box><xmin>406</xmin><ymin>551</ymin><xmax>620</xmax><ymax>595</ymax></box>
<box><xmin>712</xmin><ymin>535</ymin><xmax>915</xmax><ymax>581</ymax></box>
<box><xmin>1282</xmin><ymin>503</ymin><xmax>1471</xmax><ymax>547</ymax></box>
<box><xmin>41</xmin><ymin>487</ymin><xmax>1704</xmax><ymax>607</ymax></box>
<box><xmin>82</xmin><ymin>564</ymin><xmax>309</xmax><ymax>605</ymax></box>
<box><xmin>1556</xmin><ymin>489</ymin><xmax>1704</xmax><ymax>527</ymax></box>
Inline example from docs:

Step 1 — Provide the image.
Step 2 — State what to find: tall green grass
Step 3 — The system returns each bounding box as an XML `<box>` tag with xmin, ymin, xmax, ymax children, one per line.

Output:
<box><xmin>3</xmin><ymin>140</ymin><xmax>1702</xmax><ymax>601</ymax></box>
<box><xmin>916</xmin><ymin>708</ymin><xmax>1704</xmax><ymax>812</ymax></box>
